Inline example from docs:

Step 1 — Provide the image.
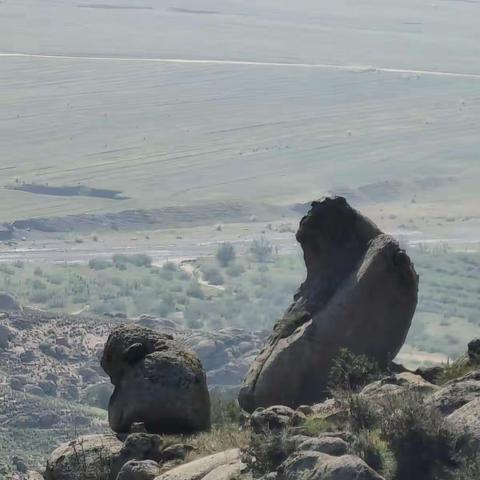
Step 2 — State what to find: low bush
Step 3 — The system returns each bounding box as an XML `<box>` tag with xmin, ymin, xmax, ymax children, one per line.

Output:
<box><xmin>328</xmin><ymin>348</ymin><xmax>382</xmax><ymax>393</ymax></box>
<box><xmin>351</xmin><ymin>429</ymin><xmax>396</xmax><ymax>479</ymax></box>
<box><xmin>202</xmin><ymin>267</ymin><xmax>224</xmax><ymax>286</ymax></box>
<box><xmin>216</xmin><ymin>243</ymin><xmax>236</xmax><ymax>267</ymax></box>
<box><xmin>88</xmin><ymin>259</ymin><xmax>112</xmax><ymax>271</ymax></box>
<box><xmin>380</xmin><ymin>392</ymin><xmax>459</xmax><ymax>480</ymax></box>
<box><xmin>243</xmin><ymin>431</ymin><xmax>293</xmax><ymax>476</ymax></box>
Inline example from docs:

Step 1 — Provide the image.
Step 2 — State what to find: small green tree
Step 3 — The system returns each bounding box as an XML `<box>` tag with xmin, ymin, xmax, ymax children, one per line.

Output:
<box><xmin>249</xmin><ymin>237</ymin><xmax>273</xmax><ymax>263</ymax></box>
<box><xmin>216</xmin><ymin>243</ymin><xmax>236</xmax><ymax>267</ymax></box>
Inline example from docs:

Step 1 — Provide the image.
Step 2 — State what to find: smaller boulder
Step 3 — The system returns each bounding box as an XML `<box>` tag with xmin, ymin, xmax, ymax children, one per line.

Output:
<box><xmin>250</xmin><ymin>406</ymin><xmax>306</xmax><ymax>435</ymax></box>
<box><xmin>116</xmin><ymin>460</ymin><xmax>161</xmax><ymax>480</ymax></box>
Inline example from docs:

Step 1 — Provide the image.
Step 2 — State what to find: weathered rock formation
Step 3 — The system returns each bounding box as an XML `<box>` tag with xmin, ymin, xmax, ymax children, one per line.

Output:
<box><xmin>101</xmin><ymin>324</ymin><xmax>211</xmax><ymax>434</ymax></box>
<box><xmin>239</xmin><ymin>197</ymin><xmax>418</xmax><ymax>411</ymax></box>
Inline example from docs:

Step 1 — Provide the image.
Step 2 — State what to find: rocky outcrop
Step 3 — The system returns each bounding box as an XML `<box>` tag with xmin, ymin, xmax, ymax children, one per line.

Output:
<box><xmin>101</xmin><ymin>324</ymin><xmax>211</xmax><ymax>434</ymax></box>
<box><xmin>239</xmin><ymin>197</ymin><xmax>418</xmax><ymax>411</ymax></box>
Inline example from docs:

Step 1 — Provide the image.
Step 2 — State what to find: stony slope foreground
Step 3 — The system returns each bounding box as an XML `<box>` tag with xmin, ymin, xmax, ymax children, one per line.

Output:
<box><xmin>1</xmin><ymin>197</ymin><xmax>479</xmax><ymax>480</ymax></box>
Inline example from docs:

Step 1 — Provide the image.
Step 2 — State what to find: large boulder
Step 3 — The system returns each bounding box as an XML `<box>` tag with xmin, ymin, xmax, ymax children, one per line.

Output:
<box><xmin>239</xmin><ymin>197</ymin><xmax>418</xmax><ymax>411</ymax></box>
<box><xmin>101</xmin><ymin>324</ymin><xmax>210</xmax><ymax>434</ymax></box>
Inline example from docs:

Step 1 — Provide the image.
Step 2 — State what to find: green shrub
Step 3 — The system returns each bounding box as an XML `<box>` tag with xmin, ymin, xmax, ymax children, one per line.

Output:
<box><xmin>28</xmin><ymin>290</ymin><xmax>51</xmax><ymax>304</ymax></box>
<box><xmin>436</xmin><ymin>358</ymin><xmax>478</xmax><ymax>385</ymax></box>
<box><xmin>225</xmin><ymin>263</ymin><xmax>245</xmax><ymax>277</ymax></box>
<box><xmin>210</xmin><ymin>395</ymin><xmax>241</xmax><ymax>426</ymax></box>
<box><xmin>202</xmin><ymin>267</ymin><xmax>224</xmax><ymax>286</ymax></box>
<box><xmin>249</xmin><ymin>237</ymin><xmax>273</xmax><ymax>263</ymax></box>
<box><xmin>30</xmin><ymin>279</ymin><xmax>47</xmax><ymax>290</ymax></box>
<box><xmin>216</xmin><ymin>243</ymin><xmax>236</xmax><ymax>267</ymax></box>
<box><xmin>380</xmin><ymin>392</ymin><xmax>459</xmax><ymax>480</ymax></box>
<box><xmin>300</xmin><ymin>416</ymin><xmax>331</xmax><ymax>436</ymax></box>
<box><xmin>186</xmin><ymin>282</ymin><xmax>204</xmax><ymax>299</ymax></box>
<box><xmin>328</xmin><ymin>348</ymin><xmax>382</xmax><ymax>393</ymax></box>
<box><xmin>33</xmin><ymin>266</ymin><xmax>44</xmax><ymax>276</ymax></box>
<box><xmin>351</xmin><ymin>429</ymin><xmax>396</xmax><ymax>479</ymax></box>
<box><xmin>243</xmin><ymin>432</ymin><xmax>293</xmax><ymax>476</ymax></box>
<box><xmin>162</xmin><ymin>261</ymin><xmax>177</xmax><ymax>271</ymax></box>
<box><xmin>88</xmin><ymin>259</ymin><xmax>112</xmax><ymax>271</ymax></box>
<box><xmin>129</xmin><ymin>254</ymin><xmax>152</xmax><ymax>268</ymax></box>
<box><xmin>346</xmin><ymin>393</ymin><xmax>380</xmax><ymax>433</ymax></box>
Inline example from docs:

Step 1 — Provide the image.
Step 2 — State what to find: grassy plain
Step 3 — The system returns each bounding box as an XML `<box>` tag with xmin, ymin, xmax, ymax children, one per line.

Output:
<box><xmin>0</xmin><ymin>245</ymin><xmax>478</xmax><ymax>360</ymax></box>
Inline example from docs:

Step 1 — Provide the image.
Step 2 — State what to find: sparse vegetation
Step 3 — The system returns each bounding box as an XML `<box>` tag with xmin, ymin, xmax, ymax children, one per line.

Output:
<box><xmin>216</xmin><ymin>243</ymin><xmax>236</xmax><ymax>267</ymax></box>
<box><xmin>0</xmin><ymin>248</ymin><xmax>478</xmax><ymax>357</ymax></box>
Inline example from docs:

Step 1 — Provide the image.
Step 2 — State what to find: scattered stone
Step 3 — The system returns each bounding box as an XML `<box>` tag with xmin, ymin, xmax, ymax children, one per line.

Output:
<box><xmin>101</xmin><ymin>324</ymin><xmax>211</xmax><ymax>434</ymax></box>
<box><xmin>240</xmin><ymin>197</ymin><xmax>418</xmax><ymax>411</ymax></box>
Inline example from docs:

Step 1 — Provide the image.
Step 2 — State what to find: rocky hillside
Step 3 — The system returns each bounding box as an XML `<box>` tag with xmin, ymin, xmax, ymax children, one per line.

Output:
<box><xmin>2</xmin><ymin>198</ymin><xmax>480</xmax><ymax>480</ymax></box>
<box><xmin>0</xmin><ymin>307</ymin><xmax>267</xmax><ymax>475</ymax></box>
